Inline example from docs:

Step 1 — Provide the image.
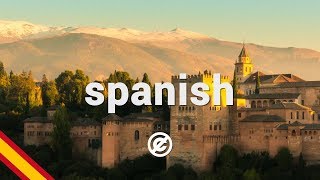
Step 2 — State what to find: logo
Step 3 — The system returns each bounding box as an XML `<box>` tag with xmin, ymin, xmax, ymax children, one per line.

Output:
<box><xmin>0</xmin><ymin>131</ymin><xmax>54</xmax><ymax>180</ymax></box>
<box><xmin>147</xmin><ymin>132</ymin><xmax>173</xmax><ymax>157</ymax></box>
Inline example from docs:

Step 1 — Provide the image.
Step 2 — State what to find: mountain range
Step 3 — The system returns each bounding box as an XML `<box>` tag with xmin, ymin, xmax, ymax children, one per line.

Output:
<box><xmin>0</xmin><ymin>20</ymin><xmax>319</xmax><ymax>82</ymax></box>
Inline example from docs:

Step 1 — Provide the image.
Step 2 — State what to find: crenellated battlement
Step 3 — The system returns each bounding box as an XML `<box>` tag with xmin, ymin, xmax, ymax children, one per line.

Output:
<box><xmin>171</xmin><ymin>74</ymin><xmax>204</xmax><ymax>82</ymax></box>
<box><xmin>171</xmin><ymin>71</ymin><xmax>230</xmax><ymax>83</ymax></box>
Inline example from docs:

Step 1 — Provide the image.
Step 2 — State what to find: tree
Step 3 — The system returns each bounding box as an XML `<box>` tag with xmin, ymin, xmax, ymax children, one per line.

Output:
<box><xmin>0</xmin><ymin>62</ymin><xmax>10</xmax><ymax>105</ymax></box>
<box><xmin>8</xmin><ymin>71</ymin><xmax>41</xmax><ymax>113</ymax></box>
<box><xmin>142</xmin><ymin>73</ymin><xmax>151</xmax><ymax>86</ymax></box>
<box><xmin>142</xmin><ymin>73</ymin><xmax>153</xmax><ymax>112</ymax></box>
<box><xmin>243</xmin><ymin>169</ymin><xmax>260</xmax><ymax>180</ymax></box>
<box><xmin>255</xmin><ymin>73</ymin><xmax>261</xmax><ymax>94</ymax></box>
<box><xmin>42</xmin><ymin>74</ymin><xmax>48</xmax><ymax>83</ymax></box>
<box><xmin>295</xmin><ymin>153</ymin><xmax>305</xmax><ymax>179</ymax></box>
<box><xmin>0</xmin><ymin>61</ymin><xmax>5</xmax><ymax>77</ymax></box>
<box><xmin>135</xmin><ymin>77</ymin><xmax>139</xmax><ymax>83</ymax></box>
<box><xmin>25</xmin><ymin>93</ymin><xmax>30</xmax><ymax>115</ymax></box>
<box><xmin>215</xmin><ymin>145</ymin><xmax>239</xmax><ymax>180</ymax></box>
<box><xmin>274</xmin><ymin>147</ymin><xmax>293</xmax><ymax>171</ymax></box>
<box><xmin>55</xmin><ymin>70</ymin><xmax>89</xmax><ymax>110</ymax></box>
<box><xmin>232</xmin><ymin>69</ymin><xmax>238</xmax><ymax>98</ymax></box>
<box><xmin>55</xmin><ymin>70</ymin><xmax>74</xmax><ymax>105</ymax></box>
<box><xmin>51</xmin><ymin>106</ymin><xmax>72</xmax><ymax>160</ymax></box>
<box><xmin>105</xmin><ymin>71</ymin><xmax>141</xmax><ymax>116</ymax></box>
<box><xmin>41</xmin><ymin>75</ymin><xmax>58</xmax><ymax>108</ymax></box>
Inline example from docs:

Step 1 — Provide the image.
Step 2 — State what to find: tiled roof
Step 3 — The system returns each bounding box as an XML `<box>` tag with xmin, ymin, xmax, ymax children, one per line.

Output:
<box><xmin>72</xmin><ymin>118</ymin><xmax>101</xmax><ymax>126</ymax></box>
<box><xmin>275</xmin><ymin>81</ymin><xmax>320</xmax><ymax>88</ymax></box>
<box><xmin>243</xmin><ymin>71</ymin><xmax>265</xmax><ymax>83</ymax></box>
<box><xmin>24</xmin><ymin>117</ymin><xmax>51</xmax><ymax>123</ymax></box>
<box><xmin>269</xmin><ymin>102</ymin><xmax>311</xmax><ymax>110</ymax></box>
<box><xmin>289</xmin><ymin>121</ymin><xmax>303</xmax><ymax>126</ymax></box>
<box><xmin>276</xmin><ymin>121</ymin><xmax>303</xmax><ymax>130</ymax></box>
<box><xmin>302</xmin><ymin>124</ymin><xmax>320</xmax><ymax>130</ymax></box>
<box><xmin>277</xmin><ymin>123</ymin><xmax>289</xmax><ymax>130</ymax></box>
<box><xmin>238</xmin><ymin>45</ymin><xmax>249</xmax><ymax>57</ymax></box>
<box><xmin>243</xmin><ymin>71</ymin><xmax>304</xmax><ymax>84</ymax></box>
<box><xmin>245</xmin><ymin>93</ymin><xmax>300</xmax><ymax>99</ymax></box>
<box><xmin>102</xmin><ymin>113</ymin><xmax>161</xmax><ymax>122</ymax></box>
<box><xmin>238</xmin><ymin>107</ymin><xmax>266</xmax><ymax>111</ymax></box>
<box><xmin>241</xmin><ymin>115</ymin><xmax>285</xmax><ymax>122</ymax></box>
<box><xmin>277</xmin><ymin>122</ymin><xmax>320</xmax><ymax>130</ymax></box>
<box><xmin>102</xmin><ymin>114</ymin><xmax>122</xmax><ymax>122</ymax></box>
<box><xmin>123</xmin><ymin>113</ymin><xmax>160</xmax><ymax>122</ymax></box>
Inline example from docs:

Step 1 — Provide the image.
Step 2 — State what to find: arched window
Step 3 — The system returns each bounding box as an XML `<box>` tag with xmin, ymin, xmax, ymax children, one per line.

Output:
<box><xmin>257</xmin><ymin>101</ymin><xmax>262</xmax><ymax>108</ymax></box>
<box><xmin>302</xmin><ymin>112</ymin><xmax>305</xmax><ymax>119</ymax></box>
<box><xmin>270</xmin><ymin>100</ymin><xmax>275</xmax><ymax>105</ymax></box>
<box><xmin>251</xmin><ymin>101</ymin><xmax>256</xmax><ymax>108</ymax></box>
<box><xmin>292</xmin><ymin>130</ymin><xmax>296</xmax><ymax>136</ymax></box>
<box><xmin>263</xmin><ymin>100</ymin><xmax>268</xmax><ymax>107</ymax></box>
<box><xmin>296</xmin><ymin>111</ymin><xmax>299</xmax><ymax>119</ymax></box>
<box><xmin>134</xmin><ymin>130</ymin><xmax>139</xmax><ymax>141</ymax></box>
<box><xmin>291</xmin><ymin>112</ymin><xmax>293</xmax><ymax>119</ymax></box>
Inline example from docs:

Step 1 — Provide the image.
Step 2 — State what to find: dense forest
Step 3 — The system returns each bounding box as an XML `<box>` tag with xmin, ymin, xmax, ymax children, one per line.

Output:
<box><xmin>1</xmin><ymin>61</ymin><xmax>320</xmax><ymax>179</ymax></box>
<box><xmin>0</xmin><ymin>60</ymin><xmax>170</xmax><ymax>137</ymax></box>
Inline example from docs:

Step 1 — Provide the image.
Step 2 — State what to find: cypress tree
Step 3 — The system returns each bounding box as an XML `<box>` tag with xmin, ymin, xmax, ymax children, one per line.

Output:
<box><xmin>255</xmin><ymin>73</ymin><xmax>261</xmax><ymax>94</ymax></box>
<box><xmin>0</xmin><ymin>61</ymin><xmax>5</xmax><ymax>77</ymax></box>
<box><xmin>232</xmin><ymin>70</ymin><xmax>238</xmax><ymax>98</ymax></box>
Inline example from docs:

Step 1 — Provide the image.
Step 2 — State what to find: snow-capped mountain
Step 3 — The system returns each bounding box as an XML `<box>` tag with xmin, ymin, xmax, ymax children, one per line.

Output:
<box><xmin>0</xmin><ymin>20</ymin><xmax>210</xmax><ymax>43</ymax></box>
<box><xmin>0</xmin><ymin>19</ymin><xmax>319</xmax><ymax>82</ymax></box>
<box><xmin>0</xmin><ymin>20</ymin><xmax>49</xmax><ymax>39</ymax></box>
<box><xmin>69</xmin><ymin>27</ymin><xmax>211</xmax><ymax>42</ymax></box>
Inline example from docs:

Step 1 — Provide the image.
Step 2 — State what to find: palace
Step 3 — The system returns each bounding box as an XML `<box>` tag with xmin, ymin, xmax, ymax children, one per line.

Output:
<box><xmin>24</xmin><ymin>45</ymin><xmax>320</xmax><ymax>171</ymax></box>
<box><xmin>167</xmin><ymin>44</ymin><xmax>320</xmax><ymax>171</ymax></box>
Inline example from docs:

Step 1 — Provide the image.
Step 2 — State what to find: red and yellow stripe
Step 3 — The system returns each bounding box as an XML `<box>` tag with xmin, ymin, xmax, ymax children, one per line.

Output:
<box><xmin>0</xmin><ymin>131</ymin><xmax>54</xmax><ymax>180</ymax></box>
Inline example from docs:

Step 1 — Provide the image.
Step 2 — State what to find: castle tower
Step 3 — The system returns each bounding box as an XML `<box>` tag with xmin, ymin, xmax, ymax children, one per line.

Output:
<box><xmin>234</xmin><ymin>44</ymin><xmax>253</xmax><ymax>83</ymax></box>
<box><xmin>101</xmin><ymin>114</ymin><xmax>121</xmax><ymax>168</ymax></box>
<box><xmin>167</xmin><ymin>71</ymin><xmax>231</xmax><ymax>172</ymax></box>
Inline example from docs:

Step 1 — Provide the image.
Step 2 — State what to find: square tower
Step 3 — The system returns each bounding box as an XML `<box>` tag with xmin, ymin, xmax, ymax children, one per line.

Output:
<box><xmin>235</xmin><ymin>44</ymin><xmax>253</xmax><ymax>83</ymax></box>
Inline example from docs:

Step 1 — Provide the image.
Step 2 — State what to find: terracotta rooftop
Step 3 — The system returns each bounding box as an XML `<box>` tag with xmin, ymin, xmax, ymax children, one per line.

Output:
<box><xmin>245</xmin><ymin>93</ymin><xmax>300</xmax><ymax>99</ymax></box>
<box><xmin>275</xmin><ymin>81</ymin><xmax>320</xmax><ymax>88</ymax></box>
<box><xmin>269</xmin><ymin>102</ymin><xmax>311</xmax><ymax>110</ymax></box>
<box><xmin>102</xmin><ymin>113</ymin><xmax>161</xmax><ymax>122</ymax></box>
<box><xmin>241</xmin><ymin>114</ymin><xmax>285</xmax><ymax>122</ymax></box>
<box><xmin>243</xmin><ymin>71</ymin><xmax>304</xmax><ymax>84</ymax></box>
<box><xmin>302</xmin><ymin>124</ymin><xmax>320</xmax><ymax>130</ymax></box>
<box><xmin>72</xmin><ymin>118</ymin><xmax>101</xmax><ymax>126</ymax></box>
<box><xmin>24</xmin><ymin>117</ymin><xmax>51</xmax><ymax>123</ymax></box>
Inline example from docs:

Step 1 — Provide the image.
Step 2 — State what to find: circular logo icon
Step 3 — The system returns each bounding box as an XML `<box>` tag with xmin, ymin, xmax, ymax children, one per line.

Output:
<box><xmin>148</xmin><ymin>132</ymin><xmax>173</xmax><ymax>157</ymax></box>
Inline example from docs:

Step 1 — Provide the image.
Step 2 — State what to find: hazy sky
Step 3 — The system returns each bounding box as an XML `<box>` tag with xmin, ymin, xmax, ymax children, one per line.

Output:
<box><xmin>1</xmin><ymin>0</ymin><xmax>319</xmax><ymax>51</ymax></box>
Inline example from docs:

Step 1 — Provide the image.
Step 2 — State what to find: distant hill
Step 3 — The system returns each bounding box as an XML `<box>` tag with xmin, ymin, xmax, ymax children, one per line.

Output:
<box><xmin>0</xmin><ymin>20</ymin><xmax>319</xmax><ymax>82</ymax></box>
